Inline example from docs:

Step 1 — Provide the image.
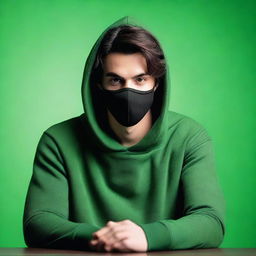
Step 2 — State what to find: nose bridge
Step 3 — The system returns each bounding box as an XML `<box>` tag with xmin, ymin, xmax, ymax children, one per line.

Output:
<box><xmin>123</xmin><ymin>78</ymin><xmax>135</xmax><ymax>88</ymax></box>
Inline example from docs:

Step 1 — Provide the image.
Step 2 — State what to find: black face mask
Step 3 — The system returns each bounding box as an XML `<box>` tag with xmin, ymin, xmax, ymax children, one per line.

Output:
<box><xmin>97</xmin><ymin>86</ymin><xmax>156</xmax><ymax>127</ymax></box>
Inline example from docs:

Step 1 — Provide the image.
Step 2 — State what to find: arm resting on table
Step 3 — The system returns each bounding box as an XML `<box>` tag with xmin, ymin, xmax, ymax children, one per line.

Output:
<box><xmin>23</xmin><ymin>132</ymin><xmax>100</xmax><ymax>250</ymax></box>
<box><xmin>138</xmin><ymin>128</ymin><xmax>226</xmax><ymax>251</ymax></box>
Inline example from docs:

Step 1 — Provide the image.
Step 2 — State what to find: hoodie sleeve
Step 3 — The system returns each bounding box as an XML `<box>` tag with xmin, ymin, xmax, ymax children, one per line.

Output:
<box><xmin>138</xmin><ymin>127</ymin><xmax>226</xmax><ymax>251</ymax></box>
<box><xmin>23</xmin><ymin>132</ymin><xmax>100</xmax><ymax>250</ymax></box>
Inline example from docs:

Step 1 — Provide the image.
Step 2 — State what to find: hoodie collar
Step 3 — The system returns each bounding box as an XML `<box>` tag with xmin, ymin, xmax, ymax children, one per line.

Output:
<box><xmin>81</xmin><ymin>16</ymin><xmax>171</xmax><ymax>154</ymax></box>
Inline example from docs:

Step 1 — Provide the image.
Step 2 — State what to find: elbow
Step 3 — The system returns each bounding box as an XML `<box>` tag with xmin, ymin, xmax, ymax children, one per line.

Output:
<box><xmin>215</xmin><ymin>220</ymin><xmax>225</xmax><ymax>248</ymax></box>
<box><xmin>204</xmin><ymin>230</ymin><xmax>224</xmax><ymax>249</ymax></box>
<box><xmin>210</xmin><ymin>226</ymin><xmax>225</xmax><ymax>248</ymax></box>
<box><xmin>23</xmin><ymin>226</ymin><xmax>37</xmax><ymax>248</ymax></box>
<box><xmin>212</xmin><ymin>214</ymin><xmax>226</xmax><ymax>248</ymax></box>
<box><xmin>23</xmin><ymin>216</ymin><xmax>48</xmax><ymax>248</ymax></box>
<box><xmin>201</xmin><ymin>215</ymin><xmax>226</xmax><ymax>249</ymax></box>
<box><xmin>194</xmin><ymin>225</ymin><xmax>224</xmax><ymax>249</ymax></box>
<box><xmin>23</xmin><ymin>223</ymin><xmax>42</xmax><ymax>248</ymax></box>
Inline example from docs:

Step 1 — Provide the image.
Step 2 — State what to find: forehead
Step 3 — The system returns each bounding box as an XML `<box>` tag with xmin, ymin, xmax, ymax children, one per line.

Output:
<box><xmin>102</xmin><ymin>52</ymin><xmax>147</xmax><ymax>77</ymax></box>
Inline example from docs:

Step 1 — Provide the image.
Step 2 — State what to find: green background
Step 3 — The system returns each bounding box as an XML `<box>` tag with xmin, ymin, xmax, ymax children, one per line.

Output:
<box><xmin>0</xmin><ymin>0</ymin><xmax>255</xmax><ymax>248</ymax></box>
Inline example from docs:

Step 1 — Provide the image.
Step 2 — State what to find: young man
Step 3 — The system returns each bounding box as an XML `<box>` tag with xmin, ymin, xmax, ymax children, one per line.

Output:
<box><xmin>23</xmin><ymin>16</ymin><xmax>226</xmax><ymax>252</ymax></box>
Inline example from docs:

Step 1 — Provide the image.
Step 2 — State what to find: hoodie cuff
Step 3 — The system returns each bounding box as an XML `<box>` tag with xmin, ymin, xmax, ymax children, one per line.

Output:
<box><xmin>73</xmin><ymin>223</ymin><xmax>101</xmax><ymax>250</ymax></box>
<box><xmin>138</xmin><ymin>221</ymin><xmax>171</xmax><ymax>251</ymax></box>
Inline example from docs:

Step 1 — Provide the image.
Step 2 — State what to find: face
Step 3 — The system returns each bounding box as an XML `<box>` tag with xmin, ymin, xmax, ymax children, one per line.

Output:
<box><xmin>98</xmin><ymin>52</ymin><xmax>158</xmax><ymax>91</ymax></box>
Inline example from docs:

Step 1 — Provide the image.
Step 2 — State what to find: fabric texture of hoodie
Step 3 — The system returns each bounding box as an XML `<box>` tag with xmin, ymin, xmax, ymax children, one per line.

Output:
<box><xmin>23</xmin><ymin>16</ymin><xmax>226</xmax><ymax>251</ymax></box>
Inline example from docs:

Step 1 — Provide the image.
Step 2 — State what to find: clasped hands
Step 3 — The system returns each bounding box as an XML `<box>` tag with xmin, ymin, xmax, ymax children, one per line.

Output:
<box><xmin>89</xmin><ymin>219</ymin><xmax>148</xmax><ymax>252</ymax></box>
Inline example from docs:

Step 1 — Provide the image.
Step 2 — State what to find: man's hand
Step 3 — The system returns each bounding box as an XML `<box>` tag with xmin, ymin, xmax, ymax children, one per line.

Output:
<box><xmin>89</xmin><ymin>219</ymin><xmax>148</xmax><ymax>252</ymax></box>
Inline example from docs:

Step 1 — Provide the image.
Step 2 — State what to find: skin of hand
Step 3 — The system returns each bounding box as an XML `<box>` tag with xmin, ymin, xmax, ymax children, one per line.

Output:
<box><xmin>88</xmin><ymin>219</ymin><xmax>148</xmax><ymax>252</ymax></box>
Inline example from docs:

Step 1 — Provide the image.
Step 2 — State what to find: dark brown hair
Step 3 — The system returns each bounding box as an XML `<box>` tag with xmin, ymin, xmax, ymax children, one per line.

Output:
<box><xmin>90</xmin><ymin>25</ymin><xmax>166</xmax><ymax>87</ymax></box>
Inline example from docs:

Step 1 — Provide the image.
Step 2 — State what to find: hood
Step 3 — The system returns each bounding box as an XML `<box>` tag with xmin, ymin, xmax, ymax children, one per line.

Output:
<box><xmin>81</xmin><ymin>16</ymin><xmax>171</xmax><ymax>154</ymax></box>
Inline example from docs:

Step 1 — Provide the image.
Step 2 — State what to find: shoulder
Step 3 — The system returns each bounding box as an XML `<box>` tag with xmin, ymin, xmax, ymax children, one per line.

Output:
<box><xmin>39</xmin><ymin>114</ymin><xmax>85</xmax><ymax>147</ymax></box>
<box><xmin>44</xmin><ymin>115</ymin><xmax>82</xmax><ymax>135</ymax></box>
<box><xmin>167</xmin><ymin>110</ymin><xmax>212</xmax><ymax>143</ymax></box>
<box><xmin>166</xmin><ymin>111</ymin><xmax>214</xmax><ymax>159</ymax></box>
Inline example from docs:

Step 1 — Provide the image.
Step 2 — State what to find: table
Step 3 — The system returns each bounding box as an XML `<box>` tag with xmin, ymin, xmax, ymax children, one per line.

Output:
<box><xmin>0</xmin><ymin>248</ymin><xmax>255</xmax><ymax>256</ymax></box>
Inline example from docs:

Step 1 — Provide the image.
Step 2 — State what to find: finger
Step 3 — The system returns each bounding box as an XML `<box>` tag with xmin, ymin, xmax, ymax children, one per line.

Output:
<box><xmin>103</xmin><ymin>229</ymin><xmax>128</xmax><ymax>246</ymax></box>
<box><xmin>97</xmin><ymin>225</ymin><xmax>125</xmax><ymax>240</ymax></box>
<box><xmin>91</xmin><ymin>224</ymin><xmax>127</xmax><ymax>251</ymax></box>
<box><xmin>93</xmin><ymin>221</ymin><xmax>119</xmax><ymax>239</ymax></box>
<box><xmin>92</xmin><ymin>226</ymin><xmax>109</xmax><ymax>239</ymax></box>
<box><xmin>88</xmin><ymin>240</ymin><xmax>96</xmax><ymax>251</ymax></box>
<box><xmin>103</xmin><ymin>232</ymin><xmax>129</xmax><ymax>252</ymax></box>
<box><xmin>95</xmin><ymin>222</ymin><xmax>123</xmax><ymax>240</ymax></box>
<box><xmin>90</xmin><ymin>237</ymin><xmax>112</xmax><ymax>252</ymax></box>
<box><xmin>89</xmin><ymin>239</ymin><xmax>98</xmax><ymax>246</ymax></box>
<box><xmin>92</xmin><ymin>230</ymin><xmax>127</xmax><ymax>252</ymax></box>
<box><xmin>110</xmin><ymin>238</ymin><xmax>131</xmax><ymax>252</ymax></box>
<box><xmin>89</xmin><ymin>240</ymin><xmax>100</xmax><ymax>252</ymax></box>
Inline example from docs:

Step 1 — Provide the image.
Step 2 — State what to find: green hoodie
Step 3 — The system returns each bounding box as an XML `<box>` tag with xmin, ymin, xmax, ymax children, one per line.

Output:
<box><xmin>23</xmin><ymin>16</ymin><xmax>226</xmax><ymax>251</ymax></box>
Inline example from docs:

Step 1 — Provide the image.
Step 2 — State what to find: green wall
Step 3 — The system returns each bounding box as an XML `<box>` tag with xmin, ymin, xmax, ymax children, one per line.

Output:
<box><xmin>0</xmin><ymin>0</ymin><xmax>255</xmax><ymax>248</ymax></box>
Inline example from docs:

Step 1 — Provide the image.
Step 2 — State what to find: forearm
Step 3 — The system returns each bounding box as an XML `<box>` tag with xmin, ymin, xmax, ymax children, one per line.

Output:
<box><xmin>24</xmin><ymin>211</ymin><xmax>100</xmax><ymax>250</ymax></box>
<box><xmin>161</xmin><ymin>211</ymin><xmax>224</xmax><ymax>249</ymax></box>
<box><xmin>139</xmin><ymin>210</ymin><xmax>224</xmax><ymax>251</ymax></box>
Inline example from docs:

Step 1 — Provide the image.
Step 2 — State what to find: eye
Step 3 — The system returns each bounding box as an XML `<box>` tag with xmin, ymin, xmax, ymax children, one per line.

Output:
<box><xmin>136</xmin><ymin>77</ymin><xmax>146</xmax><ymax>83</ymax></box>
<box><xmin>110</xmin><ymin>78</ymin><xmax>121</xmax><ymax>84</ymax></box>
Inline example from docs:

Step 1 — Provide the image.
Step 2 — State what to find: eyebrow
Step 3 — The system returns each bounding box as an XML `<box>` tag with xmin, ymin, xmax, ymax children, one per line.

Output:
<box><xmin>105</xmin><ymin>72</ymin><xmax>148</xmax><ymax>79</ymax></box>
